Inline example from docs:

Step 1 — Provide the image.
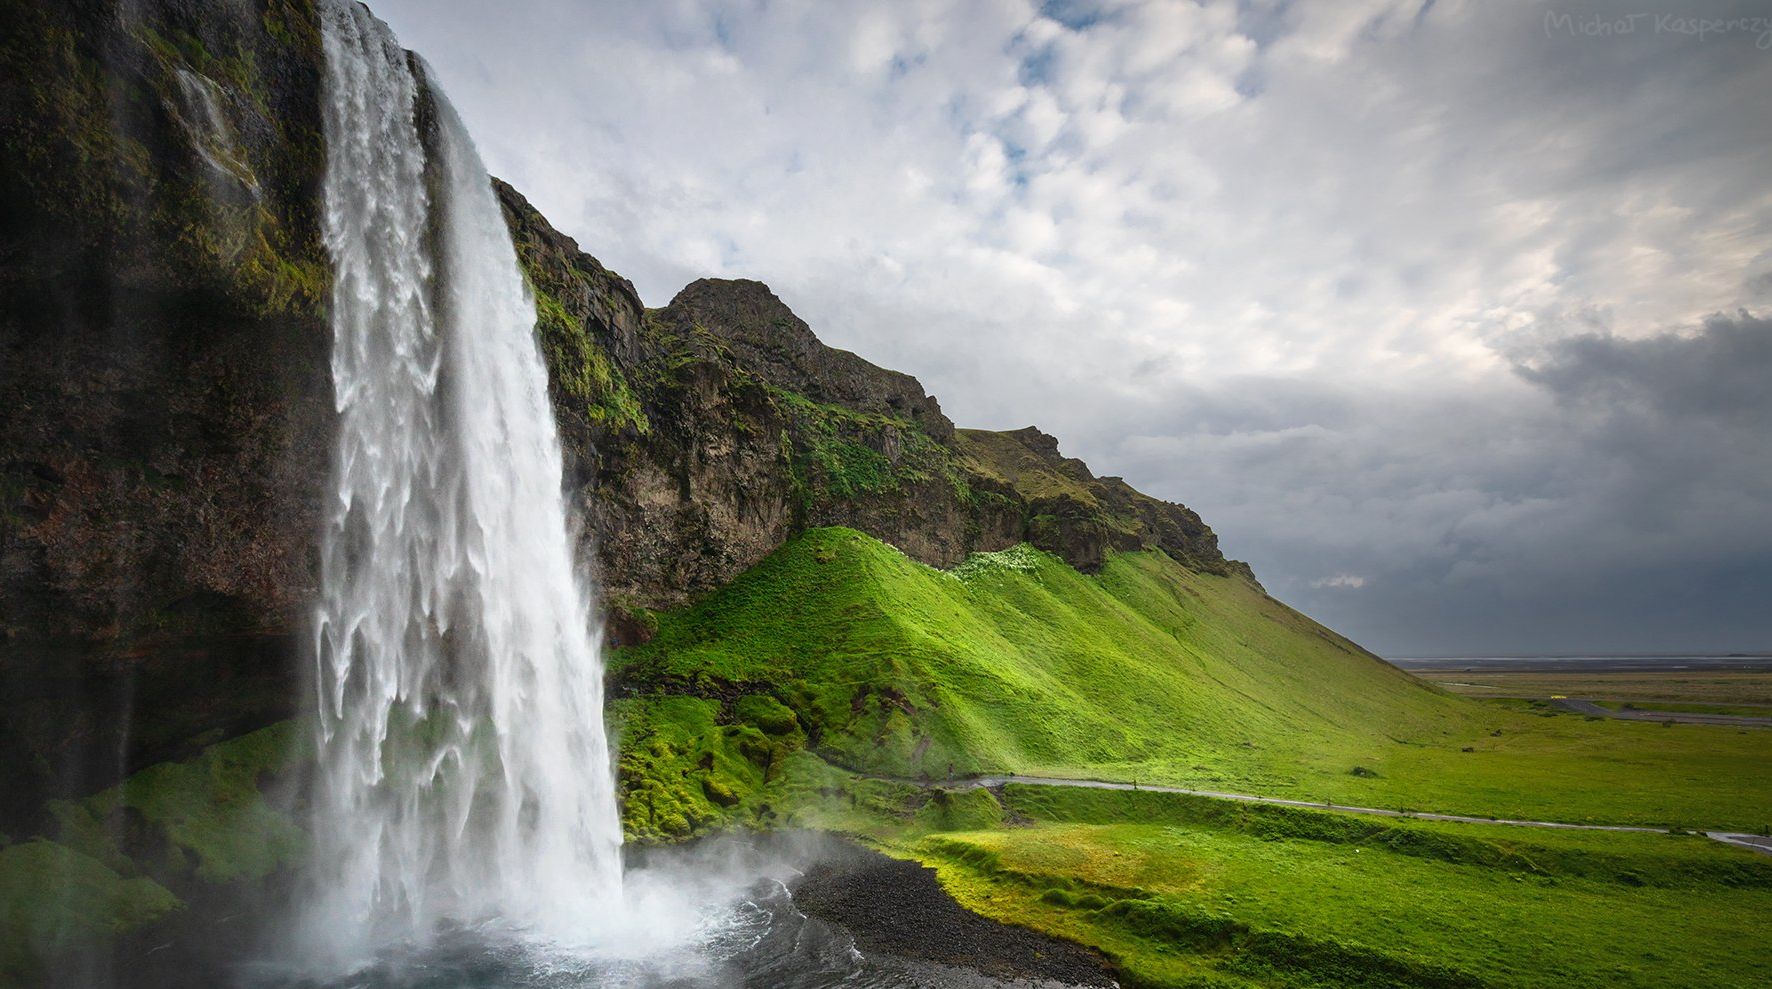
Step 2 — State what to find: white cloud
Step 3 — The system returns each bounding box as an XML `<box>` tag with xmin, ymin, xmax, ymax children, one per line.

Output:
<box><xmin>371</xmin><ymin>0</ymin><xmax>1772</xmax><ymax>653</ymax></box>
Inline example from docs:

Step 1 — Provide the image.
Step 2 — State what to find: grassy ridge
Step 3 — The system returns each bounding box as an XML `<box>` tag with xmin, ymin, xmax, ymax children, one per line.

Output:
<box><xmin>612</xmin><ymin>527</ymin><xmax>1772</xmax><ymax>831</ymax></box>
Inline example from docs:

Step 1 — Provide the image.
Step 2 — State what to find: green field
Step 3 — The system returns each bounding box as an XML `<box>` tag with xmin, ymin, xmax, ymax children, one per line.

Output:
<box><xmin>1593</xmin><ymin>699</ymin><xmax>1772</xmax><ymax>718</ymax></box>
<box><xmin>1416</xmin><ymin>670</ymin><xmax>1772</xmax><ymax>706</ymax></box>
<box><xmin>903</xmin><ymin>786</ymin><xmax>1772</xmax><ymax>989</ymax></box>
<box><xmin>612</xmin><ymin>527</ymin><xmax>1772</xmax><ymax>834</ymax></box>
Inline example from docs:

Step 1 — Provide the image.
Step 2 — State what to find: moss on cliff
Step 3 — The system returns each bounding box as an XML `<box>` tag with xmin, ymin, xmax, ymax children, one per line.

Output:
<box><xmin>498</xmin><ymin>179</ymin><xmax>650</xmax><ymax>441</ymax></box>
<box><xmin>768</xmin><ymin>386</ymin><xmax>961</xmax><ymax>505</ymax></box>
<box><xmin>1</xmin><ymin>23</ymin><xmax>148</xmax><ymax>241</ymax></box>
<box><xmin>0</xmin><ymin>839</ymin><xmax>181</xmax><ymax>987</ymax></box>
<box><xmin>127</xmin><ymin>9</ymin><xmax>328</xmax><ymax>318</ymax></box>
<box><xmin>49</xmin><ymin>722</ymin><xmax>303</xmax><ymax>886</ymax></box>
<box><xmin>956</xmin><ymin>428</ymin><xmax>1105</xmax><ymax>508</ymax></box>
<box><xmin>1</xmin><ymin>0</ymin><xmax>328</xmax><ymax>317</ymax></box>
<box><xmin>531</xmin><ymin>282</ymin><xmax>650</xmax><ymax>434</ymax></box>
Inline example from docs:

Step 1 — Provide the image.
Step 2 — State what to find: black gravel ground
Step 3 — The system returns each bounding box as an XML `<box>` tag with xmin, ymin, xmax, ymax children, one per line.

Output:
<box><xmin>790</xmin><ymin>841</ymin><xmax>1119</xmax><ymax>988</ymax></box>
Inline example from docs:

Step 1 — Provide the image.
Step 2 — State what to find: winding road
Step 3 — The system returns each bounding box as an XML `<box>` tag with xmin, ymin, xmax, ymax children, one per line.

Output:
<box><xmin>897</xmin><ymin>772</ymin><xmax>1772</xmax><ymax>857</ymax></box>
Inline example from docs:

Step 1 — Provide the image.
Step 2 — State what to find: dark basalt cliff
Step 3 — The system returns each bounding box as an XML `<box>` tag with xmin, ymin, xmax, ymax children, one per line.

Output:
<box><xmin>0</xmin><ymin>0</ymin><xmax>332</xmax><ymax>828</ymax></box>
<box><xmin>497</xmin><ymin>182</ymin><xmax>1247</xmax><ymax>625</ymax></box>
<box><xmin>0</xmin><ymin>0</ymin><xmax>1250</xmax><ymax>823</ymax></box>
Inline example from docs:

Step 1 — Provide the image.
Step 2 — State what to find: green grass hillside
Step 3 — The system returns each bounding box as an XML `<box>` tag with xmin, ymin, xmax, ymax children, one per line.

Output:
<box><xmin>910</xmin><ymin>786</ymin><xmax>1772</xmax><ymax>989</ymax></box>
<box><xmin>612</xmin><ymin>527</ymin><xmax>1772</xmax><ymax>834</ymax></box>
<box><xmin>11</xmin><ymin>526</ymin><xmax>1768</xmax><ymax>984</ymax></box>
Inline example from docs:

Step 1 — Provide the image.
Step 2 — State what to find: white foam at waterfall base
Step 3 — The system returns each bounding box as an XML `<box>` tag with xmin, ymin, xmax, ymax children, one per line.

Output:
<box><xmin>297</xmin><ymin>0</ymin><xmax>674</xmax><ymax>969</ymax></box>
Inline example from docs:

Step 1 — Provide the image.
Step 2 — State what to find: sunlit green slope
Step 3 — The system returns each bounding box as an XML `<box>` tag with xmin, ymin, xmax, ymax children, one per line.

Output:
<box><xmin>611</xmin><ymin>527</ymin><xmax>1772</xmax><ymax>834</ymax></box>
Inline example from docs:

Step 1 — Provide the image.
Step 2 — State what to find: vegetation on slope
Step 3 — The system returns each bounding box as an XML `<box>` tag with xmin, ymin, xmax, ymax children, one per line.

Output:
<box><xmin>612</xmin><ymin>527</ymin><xmax>1772</xmax><ymax>834</ymax></box>
<box><xmin>9</xmin><ymin>528</ymin><xmax>1768</xmax><ymax>983</ymax></box>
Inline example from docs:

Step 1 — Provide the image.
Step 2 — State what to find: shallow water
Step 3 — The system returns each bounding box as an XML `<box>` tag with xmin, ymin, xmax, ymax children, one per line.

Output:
<box><xmin>240</xmin><ymin>874</ymin><xmax>1083</xmax><ymax>989</ymax></box>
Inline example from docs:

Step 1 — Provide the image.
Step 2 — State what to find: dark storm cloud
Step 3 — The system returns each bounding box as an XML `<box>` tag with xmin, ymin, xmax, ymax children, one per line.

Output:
<box><xmin>1086</xmin><ymin>313</ymin><xmax>1772</xmax><ymax>654</ymax></box>
<box><xmin>1522</xmin><ymin>312</ymin><xmax>1772</xmax><ymax>427</ymax></box>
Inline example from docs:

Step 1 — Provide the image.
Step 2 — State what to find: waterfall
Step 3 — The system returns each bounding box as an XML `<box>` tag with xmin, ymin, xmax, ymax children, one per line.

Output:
<box><xmin>300</xmin><ymin>0</ymin><xmax>622</xmax><ymax>964</ymax></box>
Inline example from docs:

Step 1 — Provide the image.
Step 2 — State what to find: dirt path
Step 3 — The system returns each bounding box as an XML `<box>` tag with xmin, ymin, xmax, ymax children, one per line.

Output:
<box><xmin>892</xmin><ymin>772</ymin><xmax>1772</xmax><ymax>857</ymax></box>
<box><xmin>1551</xmin><ymin>697</ymin><xmax>1772</xmax><ymax>728</ymax></box>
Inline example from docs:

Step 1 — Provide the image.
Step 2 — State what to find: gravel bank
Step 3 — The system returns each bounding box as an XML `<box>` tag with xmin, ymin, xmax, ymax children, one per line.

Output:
<box><xmin>792</xmin><ymin>841</ymin><xmax>1118</xmax><ymax>987</ymax></box>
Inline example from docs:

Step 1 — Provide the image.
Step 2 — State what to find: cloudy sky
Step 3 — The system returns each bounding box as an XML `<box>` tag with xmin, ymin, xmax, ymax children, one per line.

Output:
<box><xmin>372</xmin><ymin>0</ymin><xmax>1772</xmax><ymax>656</ymax></box>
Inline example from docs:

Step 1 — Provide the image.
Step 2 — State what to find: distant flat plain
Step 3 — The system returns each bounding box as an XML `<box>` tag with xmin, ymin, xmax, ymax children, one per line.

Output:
<box><xmin>1395</xmin><ymin>654</ymin><xmax>1772</xmax><ymax>710</ymax></box>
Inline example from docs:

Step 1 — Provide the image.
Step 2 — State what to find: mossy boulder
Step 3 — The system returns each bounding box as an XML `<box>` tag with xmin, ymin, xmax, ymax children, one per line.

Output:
<box><xmin>735</xmin><ymin>693</ymin><xmax>801</xmax><ymax>737</ymax></box>
<box><xmin>0</xmin><ymin>839</ymin><xmax>182</xmax><ymax>987</ymax></box>
<box><xmin>0</xmin><ymin>720</ymin><xmax>303</xmax><ymax>983</ymax></box>
<box><xmin>49</xmin><ymin>722</ymin><xmax>304</xmax><ymax>886</ymax></box>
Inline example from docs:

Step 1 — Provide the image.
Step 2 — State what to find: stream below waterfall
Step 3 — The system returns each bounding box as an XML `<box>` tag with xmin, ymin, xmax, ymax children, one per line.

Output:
<box><xmin>223</xmin><ymin>836</ymin><xmax>1112</xmax><ymax>989</ymax></box>
<box><xmin>245</xmin><ymin>884</ymin><xmax>1070</xmax><ymax>989</ymax></box>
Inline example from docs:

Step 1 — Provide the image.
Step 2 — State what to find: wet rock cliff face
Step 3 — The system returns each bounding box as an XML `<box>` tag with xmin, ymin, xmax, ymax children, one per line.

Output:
<box><xmin>0</xmin><ymin>0</ymin><xmax>331</xmax><ymax>827</ymax></box>
<box><xmin>0</xmin><ymin>0</ymin><xmax>1249</xmax><ymax>821</ymax></box>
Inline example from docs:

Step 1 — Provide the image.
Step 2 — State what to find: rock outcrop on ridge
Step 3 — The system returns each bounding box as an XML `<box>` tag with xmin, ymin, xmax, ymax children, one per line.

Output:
<box><xmin>497</xmin><ymin>182</ymin><xmax>1247</xmax><ymax>626</ymax></box>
